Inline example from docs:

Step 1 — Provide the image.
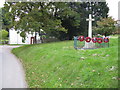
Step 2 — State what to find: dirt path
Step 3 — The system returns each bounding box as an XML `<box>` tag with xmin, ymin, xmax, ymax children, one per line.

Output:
<box><xmin>0</xmin><ymin>45</ymin><xmax>27</xmax><ymax>88</ymax></box>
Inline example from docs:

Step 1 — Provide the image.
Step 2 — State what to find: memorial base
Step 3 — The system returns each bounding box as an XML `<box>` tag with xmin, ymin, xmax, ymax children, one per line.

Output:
<box><xmin>83</xmin><ymin>41</ymin><xmax>96</xmax><ymax>49</ymax></box>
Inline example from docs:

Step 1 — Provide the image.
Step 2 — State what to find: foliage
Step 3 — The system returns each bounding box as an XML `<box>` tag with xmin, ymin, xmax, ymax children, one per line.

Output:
<box><xmin>3</xmin><ymin>2</ymin><xmax>74</xmax><ymax>41</ymax></box>
<box><xmin>51</xmin><ymin>2</ymin><xmax>109</xmax><ymax>40</ymax></box>
<box><xmin>1</xmin><ymin>5</ymin><xmax>11</xmax><ymax>31</ymax></box>
<box><xmin>0</xmin><ymin>8</ymin><xmax>2</xmax><ymax>23</ymax></box>
<box><xmin>12</xmin><ymin>37</ymin><xmax>118</xmax><ymax>88</ymax></box>
<box><xmin>3</xmin><ymin>2</ymin><xmax>109</xmax><ymax>41</ymax></box>
<box><xmin>68</xmin><ymin>2</ymin><xmax>109</xmax><ymax>37</ymax></box>
<box><xmin>93</xmin><ymin>17</ymin><xmax>117</xmax><ymax>36</ymax></box>
<box><xmin>0</xmin><ymin>29</ymin><xmax>8</xmax><ymax>39</ymax></box>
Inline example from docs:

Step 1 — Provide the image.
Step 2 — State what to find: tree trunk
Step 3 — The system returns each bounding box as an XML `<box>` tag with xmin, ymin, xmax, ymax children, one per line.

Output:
<box><xmin>34</xmin><ymin>35</ymin><xmax>37</xmax><ymax>44</ymax></box>
<box><xmin>40</xmin><ymin>36</ymin><xmax>43</xmax><ymax>43</ymax></box>
<box><xmin>104</xmin><ymin>32</ymin><xmax>107</xmax><ymax>37</ymax></box>
<box><xmin>39</xmin><ymin>28</ymin><xmax>44</xmax><ymax>43</ymax></box>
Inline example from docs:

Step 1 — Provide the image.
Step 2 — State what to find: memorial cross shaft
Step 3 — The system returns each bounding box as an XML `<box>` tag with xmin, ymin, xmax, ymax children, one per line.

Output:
<box><xmin>86</xmin><ymin>14</ymin><xmax>95</xmax><ymax>38</ymax></box>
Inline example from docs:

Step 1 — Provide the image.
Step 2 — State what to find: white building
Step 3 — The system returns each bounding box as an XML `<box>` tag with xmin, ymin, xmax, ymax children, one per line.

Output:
<box><xmin>9</xmin><ymin>28</ymin><xmax>41</xmax><ymax>44</ymax></box>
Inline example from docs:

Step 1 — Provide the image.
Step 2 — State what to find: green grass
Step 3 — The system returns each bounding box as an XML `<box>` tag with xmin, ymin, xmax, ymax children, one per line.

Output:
<box><xmin>12</xmin><ymin>37</ymin><xmax>118</xmax><ymax>88</ymax></box>
<box><xmin>0</xmin><ymin>44</ymin><xmax>24</xmax><ymax>45</ymax></box>
<box><xmin>8</xmin><ymin>44</ymin><xmax>27</xmax><ymax>46</ymax></box>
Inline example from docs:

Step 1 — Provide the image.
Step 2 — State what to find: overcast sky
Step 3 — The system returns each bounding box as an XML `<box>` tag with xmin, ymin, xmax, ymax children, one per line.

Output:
<box><xmin>106</xmin><ymin>0</ymin><xmax>119</xmax><ymax>20</ymax></box>
<box><xmin>0</xmin><ymin>0</ymin><xmax>119</xmax><ymax>20</ymax></box>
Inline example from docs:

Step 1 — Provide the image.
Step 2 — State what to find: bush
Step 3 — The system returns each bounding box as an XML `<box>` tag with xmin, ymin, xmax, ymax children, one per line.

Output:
<box><xmin>0</xmin><ymin>30</ymin><xmax>9</xmax><ymax>44</ymax></box>
<box><xmin>0</xmin><ymin>29</ymin><xmax>8</xmax><ymax>39</ymax></box>
<box><xmin>93</xmin><ymin>17</ymin><xmax>117</xmax><ymax>37</ymax></box>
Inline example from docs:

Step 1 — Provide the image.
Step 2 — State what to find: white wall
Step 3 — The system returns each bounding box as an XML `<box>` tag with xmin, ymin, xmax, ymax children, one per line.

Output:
<box><xmin>9</xmin><ymin>29</ymin><xmax>41</xmax><ymax>44</ymax></box>
<box><xmin>117</xmin><ymin>2</ymin><xmax>120</xmax><ymax>28</ymax></box>
<box><xmin>9</xmin><ymin>29</ymin><xmax>30</xmax><ymax>44</ymax></box>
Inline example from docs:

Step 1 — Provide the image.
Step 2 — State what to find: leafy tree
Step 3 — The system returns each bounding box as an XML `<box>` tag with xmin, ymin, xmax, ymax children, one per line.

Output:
<box><xmin>93</xmin><ymin>17</ymin><xmax>117</xmax><ymax>36</ymax></box>
<box><xmin>51</xmin><ymin>2</ymin><xmax>109</xmax><ymax>40</ymax></box>
<box><xmin>66</xmin><ymin>2</ymin><xmax>109</xmax><ymax>37</ymax></box>
<box><xmin>0</xmin><ymin>8</ymin><xmax>2</xmax><ymax>31</ymax></box>
<box><xmin>3</xmin><ymin>2</ymin><xmax>109</xmax><ymax>41</ymax></box>
<box><xmin>48</xmin><ymin>2</ymin><xmax>81</xmax><ymax>40</ymax></box>
<box><xmin>1</xmin><ymin>4</ymin><xmax>11</xmax><ymax>32</ymax></box>
<box><xmin>3</xmin><ymin>2</ymin><xmax>67</xmax><ymax>43</ymax></box>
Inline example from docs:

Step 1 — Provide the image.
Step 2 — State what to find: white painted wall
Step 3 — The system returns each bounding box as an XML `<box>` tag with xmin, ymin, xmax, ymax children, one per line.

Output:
<box><xmin>9</xmin><ymin>29</ymin><xmax>40</xmax><ymax>44</ymax></box>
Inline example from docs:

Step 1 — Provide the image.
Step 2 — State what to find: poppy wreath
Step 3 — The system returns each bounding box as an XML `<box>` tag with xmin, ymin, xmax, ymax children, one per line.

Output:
<box><xmin>85</xmin><ymin>37</ymin><xmax>91</xmax><ymax>42</ymax></box>
<box><xmin>104</xmin><ymin>37</ymin><xmax>109</xmax><ymax>43</ymax></box>
<box><xmin>97</xmin><ymin>38</ymin><xmax>103</xmax><ymax>44</ymax></box>
<box><xmin>78</xmin><ymin>36</ymin><xmax>84</xmax><ymax>41</ymax></box>
<box><xmin>92</xmin><ymin>37</ymin><xmax>97</xmax><ymax>43</ymax></box>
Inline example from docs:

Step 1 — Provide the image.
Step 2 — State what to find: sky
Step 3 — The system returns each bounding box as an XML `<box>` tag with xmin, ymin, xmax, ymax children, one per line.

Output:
<box><xmin>0</xmin><ymin>0</ymin><xmax>119</xmax><ymax>20</ymax></box>
<box><xmin>106</xmin><ymin>0</ymin><xmax>120</xmax><ymax>20</ymax></box>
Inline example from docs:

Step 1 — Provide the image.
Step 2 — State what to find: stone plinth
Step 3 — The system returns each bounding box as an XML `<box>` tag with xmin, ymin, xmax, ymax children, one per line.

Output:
<box><xmin>83</xmin><ymin>41</ymin><xmax>95</xmax><ymax>49</ymax></box>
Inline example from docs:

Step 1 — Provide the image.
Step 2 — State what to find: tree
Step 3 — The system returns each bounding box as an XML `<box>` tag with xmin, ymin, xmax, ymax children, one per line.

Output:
<box><xmin>3</xmin><ymin>2</ymin><xmax>67</xmax><ymax>43</ymax></box>
<box><xmin>52</xmin><ymin>2</ymin><xmax>109</xmax><ymax>40</ymax></box>
<box><xmin>93</xmin><ymin>17</ymin><xmax>117</xmax><ymax>36</ymax></box>
<box><xmin>48</xmin><ymin>2</ymin><xmax>81</xmax><ymax>40</ymax></box>
<box><xmin>70</xmin><ymin>2</ymin><xmax>109</xmax><ymax>36</ymax></box>
<box><xmin>0</xmin><ymin>8</ymin><xmax>2</xmax><ymax>31</ymax></box>
<box><xmin>3</xmin><ymin>2</ymin><xmax>109</xmax><ymax>41</ymax></box>
<box><xmin>1</xmin><ymin>4</ymin><xmax>11</xmax><ymax>32</ymax></box>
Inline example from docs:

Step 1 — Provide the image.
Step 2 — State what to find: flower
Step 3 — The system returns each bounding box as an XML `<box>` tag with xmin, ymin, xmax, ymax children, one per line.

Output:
<box><xmin>71</xmin><ymin>83</ymin><xmax>74</xmax><ymax>86</ymax></box>
<box><xmin>80</xmin><ymin>57</ymin><xmax>85</xmax><ymax>60</ymax></box>
<box><xmin>92</xmin><ymin>70</ymin><xmax>96</xmax><ymax>72</ymax></box>
<box><xmin>112</xmin><ymin>77</ymin><xmax>117</xmax><ymax>80</ymax></box>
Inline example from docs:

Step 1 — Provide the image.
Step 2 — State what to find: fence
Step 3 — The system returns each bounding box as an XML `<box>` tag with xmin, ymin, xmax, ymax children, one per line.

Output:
<box><xmin>74</xmin><ymin>36</ymin><xmax>109</xmax><ymax>50</ymax></box>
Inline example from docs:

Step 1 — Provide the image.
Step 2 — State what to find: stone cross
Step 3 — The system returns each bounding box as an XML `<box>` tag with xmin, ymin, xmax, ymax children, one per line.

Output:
<box><xmin>86</xmin><ymin>14</ymin><xmax>95</xmax><ymax>38</ymax></box>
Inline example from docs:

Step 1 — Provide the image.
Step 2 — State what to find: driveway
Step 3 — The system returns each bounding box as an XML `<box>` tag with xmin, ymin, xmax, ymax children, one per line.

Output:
<box><xmin>0</xmin><ymin>45</ymin><xmax>27</xmax><ymax>88</ymax></box>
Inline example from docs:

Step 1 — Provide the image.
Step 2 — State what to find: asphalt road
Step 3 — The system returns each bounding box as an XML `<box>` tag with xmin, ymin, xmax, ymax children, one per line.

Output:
<box><xmin>0</xmin><ymin>45</ymin><xmax>27</xmax><ymax>88</ymax></box>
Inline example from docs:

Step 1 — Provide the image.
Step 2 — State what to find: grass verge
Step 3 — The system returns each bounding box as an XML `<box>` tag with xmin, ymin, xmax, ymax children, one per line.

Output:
<box><xmin>12</xmin><ymin>38</ymin><xmax>118</xmax><ymax>88</ymax></box>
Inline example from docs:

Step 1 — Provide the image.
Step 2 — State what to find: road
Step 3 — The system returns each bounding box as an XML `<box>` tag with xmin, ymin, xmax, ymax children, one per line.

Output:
<box><xmin>0</xmin><ymin>45</ymin><xmax>27</xmax><ymax>88</ymax></box>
